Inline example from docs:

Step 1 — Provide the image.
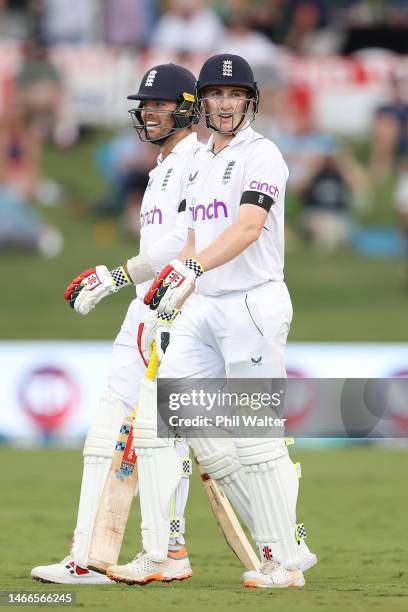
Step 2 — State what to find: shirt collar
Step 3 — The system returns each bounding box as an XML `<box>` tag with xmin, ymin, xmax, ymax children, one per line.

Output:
<box><xmin>156</xmin><ymin>132</ymin><xmax>198</xmax><ymax>164</ymax></box>
<box><xmin>205</xmin><ymin>124</ymin><xmax>255</xmax><ymax>152</ymax></box>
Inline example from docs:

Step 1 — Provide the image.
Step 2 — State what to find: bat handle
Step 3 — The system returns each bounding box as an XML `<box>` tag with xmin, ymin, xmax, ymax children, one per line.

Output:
<box><xmin>146</xmin><ymin>341</ymin><xmax>160</xmax><ymax>381</ymax></box>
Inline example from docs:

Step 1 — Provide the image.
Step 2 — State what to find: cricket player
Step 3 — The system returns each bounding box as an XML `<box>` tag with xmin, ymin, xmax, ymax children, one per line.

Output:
<box><xmin>31</xmin><ymin>63</ymin><xmax>201</xmax><ymax>584</ymax></box>
<box><xmin>110</xmin><ymin>54</ymin><xmax>317</xmax><ymax>589</ymax></box>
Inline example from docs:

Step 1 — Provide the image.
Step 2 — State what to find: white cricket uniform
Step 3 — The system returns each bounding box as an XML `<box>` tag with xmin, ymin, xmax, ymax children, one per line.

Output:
<box><xmin>108</xmin><ymin>132</ymin><xmax>202</xmax><ymax>410</ymax></box>
<box><xmin>160</xmin><ymin>126</ymin><xmax>292</xmax><ymax>380</ymax></box>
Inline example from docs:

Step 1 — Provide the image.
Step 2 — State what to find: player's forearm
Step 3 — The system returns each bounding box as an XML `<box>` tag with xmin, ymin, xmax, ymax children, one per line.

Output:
<box><xmin>179</xmin><ymin>228</ymin><xmax>196</xmax><ymax>261</ymax></box>
<box><xmin>196</xmin><ymin>221</ymin><xmax>261</xmax><ymax>272</ymax></box>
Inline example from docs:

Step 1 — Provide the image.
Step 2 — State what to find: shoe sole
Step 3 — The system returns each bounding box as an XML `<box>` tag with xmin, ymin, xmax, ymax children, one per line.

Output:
<box><xmin>106</xmin><ymin>570</ymin><xmax>193</xmax><ymax>585</ymax></box>
<box><xmin>244</xmin><ymin>578</ymin><xmax>305</xmax><ymax>589</ymax></box>
<box><xmin>31</xmin><ymin>574</ymin><xmax>112</xmax><ymax>585</ymax></box>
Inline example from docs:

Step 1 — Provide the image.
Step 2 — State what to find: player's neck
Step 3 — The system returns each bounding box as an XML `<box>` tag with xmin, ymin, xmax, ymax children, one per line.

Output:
<box><xmin>212</xmin><ymin>132</ymin><xmax>235</xmax><ymax>154</ymax></box>
<box><xmin>159</xmin><ymin>129</ymin><xmax>191</xmax><ymax>159</ymax></box>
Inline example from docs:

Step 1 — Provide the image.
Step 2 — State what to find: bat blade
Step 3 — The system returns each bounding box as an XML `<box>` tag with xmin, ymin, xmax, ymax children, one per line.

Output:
<box><xmin>196</xmin><ymin>460</ymin><xmax>260</xmax><ymax>571</ymax></box>
<box><xmin>87</xmin><ymin>416</ymin><xmax>138</xmax><ymax>573</ymax></box>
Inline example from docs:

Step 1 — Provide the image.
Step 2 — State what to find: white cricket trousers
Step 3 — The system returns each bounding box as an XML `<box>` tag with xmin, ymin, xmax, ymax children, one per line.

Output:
<box><xmin>107</xmin><ymin>297</ymin><xmax>149</xmax><ymax>413</ymax></box>
<box><xmin>159</xmin><ymin>281</ymin><xmax>293</xmax><ymax>380</ymax></box>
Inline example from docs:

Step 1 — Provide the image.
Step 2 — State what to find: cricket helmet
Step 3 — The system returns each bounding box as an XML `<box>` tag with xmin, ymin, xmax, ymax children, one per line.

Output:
<box><xmin>196</xmin><ymin>54</ymin><xmax>259</xmax><ymax>133</ymax></box>
<box><xmin>127</xmin><ymin>63</ymin><xmax>198</xmax><ymax>142</ymax></box>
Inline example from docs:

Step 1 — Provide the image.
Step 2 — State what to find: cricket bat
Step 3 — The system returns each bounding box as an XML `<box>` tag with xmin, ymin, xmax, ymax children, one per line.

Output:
<box><xmin>195</xmin><ymin>457</ymin><xmax>261</xmax><ymax>571</ymax></box>
<box><xmin>87</xmin><ymin>344</ymin><xmax>160</xmax><ymax>574</ymax></box>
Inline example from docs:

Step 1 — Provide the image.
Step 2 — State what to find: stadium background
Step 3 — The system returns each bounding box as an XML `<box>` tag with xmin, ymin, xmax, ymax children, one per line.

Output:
<box><xmin>0</xmin><ymin>1</ymin><xmax>407</xmax><ymax>610</ymax></box>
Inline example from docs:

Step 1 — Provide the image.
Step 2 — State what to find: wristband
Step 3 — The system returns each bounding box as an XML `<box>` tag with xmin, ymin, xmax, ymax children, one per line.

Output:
<box><xmin>184</xmin><ymin>258</ymin><xmax>204</xmax><ymax>277</ymax></box>
<box><xmin>110</xmin><ymin>266</ymin><xmax>131</xmax><ymax>288</ymax></box>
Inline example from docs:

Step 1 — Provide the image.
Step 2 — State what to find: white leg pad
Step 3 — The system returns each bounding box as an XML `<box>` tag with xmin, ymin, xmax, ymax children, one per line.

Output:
<box><xmin>136</xmin><ymin>445</ymin><xmax>182</xmax><ymax>562</ymax></box>
<box><xmin>190</xmin><ymin>436</ymin><xmax>254</xmax><ymax>533</ymax></box>
<box><xmin>72</xmin><ymin>389</ymin><xmax>126</xmax><ymax>567</ymax></box>
<box><xmin>169</xmin><ymin>439</ymin><xmax>191</xmax><ymax>546</ymax></box>
<box><xmin>235</xmin><ymin>437</ymin><xmax>301</xmax><ymax>570</ymax></box>
<box><xmin>133</xmin><ymin>378</ymin><xmax>182</xmax><ymax>561</ymax></box>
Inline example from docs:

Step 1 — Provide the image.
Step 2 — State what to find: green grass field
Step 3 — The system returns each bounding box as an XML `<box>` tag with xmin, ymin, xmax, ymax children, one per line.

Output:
<box><xmin>1</xmin><ymin>447</ymin><xmax>407</xmax><ymax>611</ymax></box>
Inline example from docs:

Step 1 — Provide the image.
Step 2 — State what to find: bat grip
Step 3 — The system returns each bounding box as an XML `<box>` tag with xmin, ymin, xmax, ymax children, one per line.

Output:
<box><xmin>145</xmin><ymin>341</ymin><xmax>160</xmax><ymax>381</ymax></box>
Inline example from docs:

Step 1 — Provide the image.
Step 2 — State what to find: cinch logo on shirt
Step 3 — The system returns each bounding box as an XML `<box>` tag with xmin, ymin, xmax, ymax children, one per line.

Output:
<box><xmin>191</xmin><ymin>198</ymin><xmax>228</xmax><ymax>221</ymax></box>
<box><xmin>140</xmin><ymin>205</ymin><xmax>163</xmax><ymax>227</ymax></box>
<box><xmin>250</xmin><ymin>180</ymin><xmax>279</xmax><ymax>199</ymax></box>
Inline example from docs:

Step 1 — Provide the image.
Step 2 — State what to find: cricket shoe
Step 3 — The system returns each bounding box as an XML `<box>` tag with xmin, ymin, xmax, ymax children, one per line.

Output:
<box><xmin>243</xmin><ymin>560</ymin><xmax>305</xmax><ymax>589</ymax></box>
<box><xmin>107</xmin><ymin>547</ymin><xmax>192</xmax><ymax>585</ymax></box>
<box><xmin>31</xmin><ymin>556</ymin><xmax>113</xmax><ymax>584</ymax></box>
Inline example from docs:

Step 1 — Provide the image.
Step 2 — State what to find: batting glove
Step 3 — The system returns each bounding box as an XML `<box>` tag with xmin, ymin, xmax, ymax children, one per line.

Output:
<box><xmin>137</xmin><ymin>309</ymin><xmax>179</xmax><ymax>366</ymax></box>
<box><xmin>144</xmin><ymin>258</ymin><xmax>204</xmax><ymax>314</ymax></box>
<box><xmin>64</xmin><ymin>265</ymin><xmax>131</xmax><ymax>315</ymax></box>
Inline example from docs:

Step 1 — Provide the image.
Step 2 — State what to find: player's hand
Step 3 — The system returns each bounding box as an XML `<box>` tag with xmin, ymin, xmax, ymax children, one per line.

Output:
<box><xmin>64</xmin><ymin>265</ymin><xmax>131</xmax><ymax>315</ymax></box>
<box><xmin>137</xmin><ymin>310</ymin><xmax>179</xmax><ymax>366</ymax></box>
<box><xmin>144</xmin><ymin>258</ymin><xmax>204</xmax><ymax>314</ymax></box>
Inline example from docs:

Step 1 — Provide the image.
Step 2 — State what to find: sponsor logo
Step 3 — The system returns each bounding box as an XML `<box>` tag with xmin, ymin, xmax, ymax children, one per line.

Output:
<box><xmin>140</xmin><ymin>205</ymin><xmax>163</xmax><ymax>227</ymax></box>
<box><xmin>249</xmin><ymin>180</ymin><xmax>279</xmax><ymax>199</ymax></box>
<box><xmin>189</xmin><ymin>170</ymin><xmax>199</xmax><ymax>183</ymax></box>
<box><xmin>19</xmin><ymin>366</ymin><xmax>79</xmax><ymax>435</ymax></box>
<box><xmin>222</xmin><ymin>160</ymin><xmax>235</xmax><ymax>184</ymax></box>
<box><xmin>251</xmin><ymin>356</ymin><xmax>263</xmax><ymax>365</ymax></box>
<box><xmin>191</xmin><ymin>198</ymin><xmax>228</xmax><ymax>221</ymax></box>
<box><xmin>222</xmin><ymin>59</ymin><xmax>232</xmax><ymax>77</ymax></box>
<box><xmin>145</xmin><ymin>69</ymin><xmax>157</xmax><ymax>87</ymax></box>
<box><xmin>86</xmin><ymin>273</ymin><xmax>101</xmax><ymax>291</ymax></box>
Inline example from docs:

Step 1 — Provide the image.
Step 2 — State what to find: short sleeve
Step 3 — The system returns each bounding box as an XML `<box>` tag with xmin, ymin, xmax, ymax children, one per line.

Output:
<box><xmin>241</xmin><ymin>140</ymin><xmax>289</xmax><ymax>211</ymax></box>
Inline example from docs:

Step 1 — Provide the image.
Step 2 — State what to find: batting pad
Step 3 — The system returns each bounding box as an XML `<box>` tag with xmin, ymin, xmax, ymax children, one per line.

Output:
<box><xmin>235</xmin><ymin>438</ymin><xmax>301</xmax><ymax>570</ymax></box>
<box><xmin>191</xmin><ymin>436</ymin><xmax>254</xmax><ymax>534</ymax></box>
<box><xmin>137</xmin><ymin>446</ymin><xmax>182</xmax><ymax>562</ymax></box>
<box><xmin>72</xmin><ymin>389</ymin><xmax>126</xmax><ymax>567</ymax></box>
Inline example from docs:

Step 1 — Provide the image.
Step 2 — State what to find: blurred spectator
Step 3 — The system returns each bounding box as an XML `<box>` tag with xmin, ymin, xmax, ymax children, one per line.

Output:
<box><xmin>0</xmin><ymin>97</ymin><xmax>62</xmax><ymax>204</ymax></box>
<box><xmin>284</xmin><ymin>1</ymin><xmax>344</xmax><ymax>54</ymax></box>
<box><xmin>372</xmin><ymin>77</ymin><xmax>408</xmax><ymax>280</ymax></box>
<box><xmin>215</xmin><ymin>7</ymin><xmax>280</xmax><ymax>64</ymax></box>
<box><xmin>0</xmin><ymin>182</ymin><xmax>63</xmax><ymax>256</ymax></box>
<box><xmin>15</xmin><ymin>37</ymin><xmax>63</xmax><ymax>142</ymax></box>
<box><xmin>104</xmin><ymin>0</ymin><xmax>155</xmax><ymax>49</ymax></box>
<box><xmin>296</xmin><ymin>143</ymin><xmax>364</xmax><ymax>251</ymax></box>
<box><xmin>275</xmin><ymin>88</ymin><xmax>368</xmax><ymax>250</ymax></box>
<box><xmin>41</xmin><ymin>0</ymin><xmax>100</xmax><ymax>45</ymax></box>
<box><xmin>0</xmin><ymin>0</ymin><xmax>35</xmax><ymax>40</ymax></box>
<box><xmin>242</xmin><ymin>0</ymin><xmax>287</xmax><ymax>44</ymax></box>
<box><xmin>94</xmin><ymin>130</ymin><xmax>156</xmax><ymax>236</ymax></box>
<box><xmin>0</xmin><ymin>99</ymin><xmax>42</xmax><ymax>198</ymax></box>
<box><xmin>370</xmin><ymin>76</ymin><xmax>408</xmax><ymax>181</ymax></box>
<box><xmin>151</xmin><ymin>0</ymin><xmax>224</xmax><ymax>54</ymax></box>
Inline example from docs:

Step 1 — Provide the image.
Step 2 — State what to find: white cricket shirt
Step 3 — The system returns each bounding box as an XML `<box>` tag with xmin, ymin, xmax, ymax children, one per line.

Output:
<box><xmin>185</xmin><ymin>126</ymin><xmax>289</xmax><ymax>296</ymax></box>
<box><xmin>136</xmin><ymin>132</ymin><xmax>202</xmax><ymax>299</ymax></box>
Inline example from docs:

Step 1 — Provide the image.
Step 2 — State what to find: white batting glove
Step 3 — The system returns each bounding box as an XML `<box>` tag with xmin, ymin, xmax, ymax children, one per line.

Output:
<box><xmin>143</xmin><ymin>258</ymin><xmax>204</xmax><ymax>315</ymax></box>
<box><xmin>137</xmin><ymin>310</ymin><xmax>179</xmax><ymax>366</ymax></box>
<box><xmin>64</xmin><ymin>265</ymin><xmax>131</xmax><ymax>315</ymax></box>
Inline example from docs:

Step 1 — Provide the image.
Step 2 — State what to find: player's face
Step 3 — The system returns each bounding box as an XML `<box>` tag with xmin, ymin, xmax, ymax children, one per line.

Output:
<box><xmin>202</xmin><ymin>86</ymin><xmax>250</xmax><ymax>133</ymax></box>
<box><xmin>140</xmin><ymin>100</ymin><xmax>177</xmax><ymax>140</ymax></box>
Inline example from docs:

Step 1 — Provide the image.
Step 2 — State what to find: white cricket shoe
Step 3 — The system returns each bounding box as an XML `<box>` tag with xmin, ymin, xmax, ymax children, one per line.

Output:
<box><xmin>243</xmin><ymin>560</ymin><xmax>305</xmax><ymax>589</ymax></box>
<box><xmin>31</xmin><ymin>556</ymin><xmax>113</xmax><ymax>584</ymax></box>
<box><xmin>107</xmin><ymin>547</ymin><xmax>192</xmax><ymax>585</ymax></box>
